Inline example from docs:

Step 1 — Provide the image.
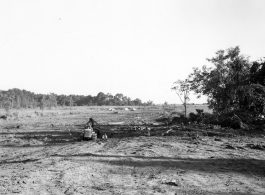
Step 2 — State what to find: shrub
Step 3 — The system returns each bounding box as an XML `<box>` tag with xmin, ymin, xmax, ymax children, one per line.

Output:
<box><xmin>201</xmin><ymin>112</ymin><xmax>218</xmax><ymax>124</ymax></box>
<box><xmin>171</xmin><ymin>116</ymin><xmax>181</xmax><ymax>124</ymax></box>
<box><xmin>189</xmin><ymin>112</ymin><xmax>197</xmax><ymax>122</ymax></box>
<box><xmin>195</xmin><ymin>109</ymin><xmax>204</xmax><ymax>116</ymax></box>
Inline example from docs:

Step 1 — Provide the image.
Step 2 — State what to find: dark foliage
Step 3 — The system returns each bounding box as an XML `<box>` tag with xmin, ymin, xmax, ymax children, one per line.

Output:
<box><xmin>189</xmin><ymin>46</ymin><xmax>265</xmax><ymax>121</ymax></box>
<box><xmin>189</xmin><ymin>112</ymin><xmax>197</xmax><ymax>122</ymax></box>
<box><xmin>188</xmin><ymin>109</ymin><xmax>265</xmax><ymax>130</ymax></box>
<box><xmin>170</xmin><ymin>115</ymin><xmax>189</xmax><ymax>125</ymax></box>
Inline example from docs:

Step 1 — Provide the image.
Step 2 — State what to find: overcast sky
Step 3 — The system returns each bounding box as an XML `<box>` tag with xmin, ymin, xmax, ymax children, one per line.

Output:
<box><xmin>0</xmin><ymin>0</ymin><xmax>265</xmax><ymax>104</ymax></box>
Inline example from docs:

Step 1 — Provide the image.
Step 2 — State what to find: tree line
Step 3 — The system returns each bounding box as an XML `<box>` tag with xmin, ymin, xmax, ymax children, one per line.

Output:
<box><xmin>173</xmin><ymin>46</ymin><xmax>265</xmax><ymax>120</ymax></box>
<box><xmin>0</xmin><ymin>89</ymin><xmax>153</xmax><ymax>111</ymax></box>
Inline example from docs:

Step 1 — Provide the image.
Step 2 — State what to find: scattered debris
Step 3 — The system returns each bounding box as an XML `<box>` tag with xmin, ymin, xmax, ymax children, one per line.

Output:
<box><xmin>108</xmin><ymin>122</ymin><xmax>125</xmax><ymax>125</ymax></box>
<box><xmin>213</xmin><ymin>125</ymin><xmax>221</xmax><ymax>130</ymax></box>
<box><xmin>224</xmin><ymin>144</ymin><xmax>236</xmax><ymax>150</ymax></box>
<box><xmin>152</xmin><ymin>122</ymin><xmax>163</xmax><ymax>126</ymax></box>
<box><xmin>246</xmin><ymin>143</ymin><xmax>265</xmax><ymax>150</ymax></box>
<box><xmin>146</xmin><ymin>127</ymin><xmax>151</xmax><ymax>136</ymax></box>
<box><xmin>162</xmin><ymin>179</ymin><xmax>179</xmax><ymax>186</ymax></box>
<box><xmin>0</xmin><ymin>115</ymin><xmax>7</xmax><ymax>120</ymax></box>
<box><xmin>214</xmin><ymin>138</ymin><xmax>222</xmax><ymax>141</ymax></box>
<box><xmin>162</xmin><ymin>129</ymin><xmax>173</xmax><ymax>136</ymax></box>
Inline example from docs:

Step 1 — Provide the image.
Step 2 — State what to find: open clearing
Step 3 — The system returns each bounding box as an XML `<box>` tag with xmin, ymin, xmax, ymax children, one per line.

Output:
<box><xmin>0</xmin><ymin>106</ymin><xmax>265</xmax><ymax>195</ymax></box>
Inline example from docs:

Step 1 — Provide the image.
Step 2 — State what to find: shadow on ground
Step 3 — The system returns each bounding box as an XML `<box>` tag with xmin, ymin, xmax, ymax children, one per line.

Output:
<box><xmin>51</xmin><ymin>153</ymin><xmax>265</xmax><ymax>177</ymax></box>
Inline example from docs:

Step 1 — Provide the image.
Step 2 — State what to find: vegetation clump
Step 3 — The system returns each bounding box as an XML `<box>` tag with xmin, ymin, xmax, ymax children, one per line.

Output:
<box><xmin>173</xmin><ymin>46</ymin><xmax>265</xmax><ymax>130</ymax></box>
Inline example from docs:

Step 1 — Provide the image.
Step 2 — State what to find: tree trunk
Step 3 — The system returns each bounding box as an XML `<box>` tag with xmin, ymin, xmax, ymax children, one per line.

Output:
<box><xmin>184</xmin><ymin>102</ymin><xmax>187</xmax><ymax>118</ymax></box>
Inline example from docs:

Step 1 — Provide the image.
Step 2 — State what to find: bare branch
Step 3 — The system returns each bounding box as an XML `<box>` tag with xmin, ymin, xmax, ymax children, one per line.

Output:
<box><xmin>175</xmin><ymin>91</ymin><xmax>184</xmax><ymax>103</ymax></box>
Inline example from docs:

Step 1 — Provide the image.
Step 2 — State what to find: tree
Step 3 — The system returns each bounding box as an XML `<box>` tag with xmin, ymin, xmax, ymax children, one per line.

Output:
<box><xmin>146</xmin><ymin>100</ymin><xmax>153</xmax><ymax>106</ymax></box>
<box><xmin>133</xmin><ymin>98</ymin><xmax>142</xmax><ymax>106</ymax></box>
<box><xmin>172</xmin><ymin>79</ymin><xmax>190</xmax><ymax>117</ymax></box>
<box><xmin>237</xmin><ymin>84</ymin><xmax>265</xmax><ymax>115</ymax></box>
<box><xmin>47</xmin><ymin>93</ymin><xmax>57</xmax><ymax>108</ymax></box>
<box><xmin>122</xmin><ymin>96</ymin><xmax>129</xmax><ymax>106</ymax></box>
<box><xmin>249</xmin><ymin>59</ymin><xmax>265</xmax><ymax>85</ymax></box>
<box><xmin>6</xmin><ymin>90</ymin><xmax>15</xmax><ymax>108</ymax></box>
<box><xmin>96</xmin><ymin>92</ymin><xmax>107</xmax><ymax>106</ymax></box>
<box><xmin>114</xmin><ymin>93</ymin><xmax>123</xmax><ymax>105</ymax></box>
<box><xmin>189</xmin><ymin>46</ymin><xmax>265</xmax><ymax>117</ymax></box>
<box><xmin>15</xmin><ymin>95</ymin><xmax>21</xmax><ymax>109</ymax></box>
<box><xmin>69</xmin><ymin>96</ymin><xmax>74</xmax><ymax>110</ymax></box>
<box><xmin>57</xmin><ymin>95</ymin><xmax>68</xmax><ymax>106</ymax></box>
<box><xmin>105</xmin><ymin>93</ymin><xmax>113</xmax><ymax>105</ymax></box>
<box><xmin>0</xmin><ymin>93</ymin><xmax>12</xmax><ymax>112</ymax></box>
<box><xmin>40</xmin><ymin>95</ymin><xmax>47</xmax><ymax>110</ymax></box>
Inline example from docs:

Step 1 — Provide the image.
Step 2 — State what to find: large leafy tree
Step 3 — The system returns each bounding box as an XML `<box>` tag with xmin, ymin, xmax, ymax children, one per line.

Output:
<box><xmin>189</xmin><ymin>46</ymin><xmax>265</xmax><ymax>116</ymax></box>
<box><xmin>96</xmin><ymin>92</ymin><xmax>107</xmax><ymax>106</ymax></box>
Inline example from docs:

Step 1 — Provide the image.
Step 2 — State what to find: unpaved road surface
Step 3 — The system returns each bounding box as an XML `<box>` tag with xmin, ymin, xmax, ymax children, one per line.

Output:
<box><xmin>0</xmin><ymin>109</ymin><xmax>265</xmax><ymax>195</ymax></box>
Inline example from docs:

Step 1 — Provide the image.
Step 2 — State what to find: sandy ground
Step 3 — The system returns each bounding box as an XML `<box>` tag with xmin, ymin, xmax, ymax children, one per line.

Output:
<box><xmin>0</xmin><ymin>109</ymin><xmax>265</xmax><ymax>195</ymax></box>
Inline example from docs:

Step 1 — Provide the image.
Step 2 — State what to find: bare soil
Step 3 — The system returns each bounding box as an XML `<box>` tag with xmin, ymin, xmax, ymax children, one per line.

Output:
<box><xmin>0</xmin><ymin>108</ymin><xmax>265</xmax><ymax>195</ymax></box>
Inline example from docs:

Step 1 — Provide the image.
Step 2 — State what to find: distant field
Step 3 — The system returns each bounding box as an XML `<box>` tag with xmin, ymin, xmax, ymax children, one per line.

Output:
<box><xmin>0</xmin><ymin>104</ymin><xmax>212</xmax><ymax>118</ymax></box>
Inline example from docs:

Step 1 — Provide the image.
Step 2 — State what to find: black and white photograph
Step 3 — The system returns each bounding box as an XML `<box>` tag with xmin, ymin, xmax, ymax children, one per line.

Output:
<box><xmin>0</xmin><ymin>0</ymin><xmax>265</xmax><ymax>194</ymax></box>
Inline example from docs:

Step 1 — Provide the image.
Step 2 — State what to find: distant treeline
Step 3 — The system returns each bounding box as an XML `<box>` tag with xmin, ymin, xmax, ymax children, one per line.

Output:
<box><xmin>0</xmin><ymin>89</ymin><xmax>153</xmax><ymax>110</ymax></box>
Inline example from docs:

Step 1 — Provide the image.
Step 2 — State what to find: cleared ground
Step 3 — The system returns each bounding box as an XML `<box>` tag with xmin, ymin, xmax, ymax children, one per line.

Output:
<box><xmin>0</xmin><ymin>106</ymin><xmax>265</xmax><ymax>195</ymax></box>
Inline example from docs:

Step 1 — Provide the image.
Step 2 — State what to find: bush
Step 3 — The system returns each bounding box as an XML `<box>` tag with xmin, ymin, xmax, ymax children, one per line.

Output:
<box><xmin>195</xmin><ymin>109</ymin><xmax>204</xmax><ymax>116</ymax></box>
<box><xmin>170</xmin><ymin>115</ymin><xmax>189</xmax><ymax>125</ymax></box>
<box><xmin>201</xmin><ymin>112</ymin><xmax>218</xmax><ymax>124</ymax></box>
<box><xmin>189</xmin><ymin>112</ymin><xmax>197</xmax><ymax>122</ymax></box>
<box><xmin>199</xmin><ymin>110</ymin><xmax>263</xmax><ymax>129</ymax></box>
<box><xmin>171</xmin><ymin>116</ymin><xmax>181</xmax><ymax>124</ymax></box>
